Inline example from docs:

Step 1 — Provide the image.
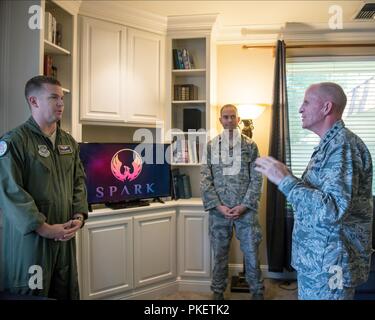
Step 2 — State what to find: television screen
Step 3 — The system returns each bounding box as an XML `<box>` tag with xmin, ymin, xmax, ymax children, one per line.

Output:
<box><xmin>79</xmin><ymin>143</ymin><xmax>171</xmax><ymax>205</ymax></box>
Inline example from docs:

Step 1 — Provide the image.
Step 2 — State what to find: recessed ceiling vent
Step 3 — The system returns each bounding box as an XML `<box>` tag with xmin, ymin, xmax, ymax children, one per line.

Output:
<box><xmin>354</xmin><ymin>3</ymin><xmax>375</xmax><ymax>20</ymax></box>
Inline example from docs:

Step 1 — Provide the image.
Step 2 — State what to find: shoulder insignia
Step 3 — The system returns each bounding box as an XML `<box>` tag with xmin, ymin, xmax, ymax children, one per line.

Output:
<box><xmin>0</xmin><ymin>140</ymin><xmax>8</xmax><ymax>157</ymax></box>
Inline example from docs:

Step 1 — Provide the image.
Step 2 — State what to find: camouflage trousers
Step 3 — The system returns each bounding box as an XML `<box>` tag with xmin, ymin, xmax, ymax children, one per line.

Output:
<box><xmin>297</xmin><ymin>272</ymin><xmax>355</xmax><ymax>300</ymax></box>
<box><xmin>209</xmin><ymin>209</ymin><xmax>264</xmax><ymax>294</ymax></box>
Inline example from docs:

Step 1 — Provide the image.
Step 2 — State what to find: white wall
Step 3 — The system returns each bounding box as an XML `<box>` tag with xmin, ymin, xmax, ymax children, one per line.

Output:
<box><xmin>217</xmin><ymin>44</ymin><xmax>275</xmax><ymax>266</ymax></box>
<box><xmin>0</xmin><ymin>0</ymin><xmax>41</xmax><ymax>136</ymax></box>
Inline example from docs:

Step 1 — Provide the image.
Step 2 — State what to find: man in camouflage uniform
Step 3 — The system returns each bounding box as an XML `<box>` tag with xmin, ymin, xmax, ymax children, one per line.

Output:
<box><xmin>256</xmin><ymin>82</ymin><xmax>373</xmax><ymax>300</ymax></box>
<box><xmin>0</xmin><ymin>76</ymin><xmax>88</xmax><ymax>299</ymax></box>
<box><xmin>201</xmin><ymin>104</ymin><xmax>264</xmax><ymax>300</ymax></box>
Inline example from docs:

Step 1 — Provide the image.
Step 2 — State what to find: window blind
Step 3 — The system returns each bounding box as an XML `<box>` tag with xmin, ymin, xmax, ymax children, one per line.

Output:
<box><xmin>286</xmin><ymin>58</ymin><xmax>375</xmax><ymax>194</ymax></box>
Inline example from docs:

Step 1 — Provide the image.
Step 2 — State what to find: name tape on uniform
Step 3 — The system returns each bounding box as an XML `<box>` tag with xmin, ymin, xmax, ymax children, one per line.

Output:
<box><xmin>58</xmin><ymin>145</ymin><xmax>73</xmax><ymax>155</ymax></box>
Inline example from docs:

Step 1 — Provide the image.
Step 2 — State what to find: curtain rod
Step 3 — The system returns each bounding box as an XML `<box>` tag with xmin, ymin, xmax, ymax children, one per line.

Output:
<box><xmin>242</xmin><ymin>43</ymin><xmax>375</xmax><ymax>49</ymax></box>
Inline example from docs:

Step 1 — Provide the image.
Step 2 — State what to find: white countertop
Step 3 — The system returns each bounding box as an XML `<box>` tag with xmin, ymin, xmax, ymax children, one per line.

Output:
<box><xmin>88</xmin><ymin>198</ymin><xmax>204</xmax><ymax>218</ymax></box>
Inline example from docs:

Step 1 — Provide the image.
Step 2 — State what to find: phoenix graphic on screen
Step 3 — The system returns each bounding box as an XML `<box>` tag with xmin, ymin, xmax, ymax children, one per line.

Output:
<box><xmin>110</xmin><ymin>149</ymin><xmax>143</xmax><ymax>182</ymax></box>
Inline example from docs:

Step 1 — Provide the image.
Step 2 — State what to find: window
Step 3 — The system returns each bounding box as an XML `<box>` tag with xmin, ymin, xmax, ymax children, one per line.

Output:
<box><xmin>287</xmin><ymin>57</ymin><xmax>375</xmax><ymax>194</ymax></box>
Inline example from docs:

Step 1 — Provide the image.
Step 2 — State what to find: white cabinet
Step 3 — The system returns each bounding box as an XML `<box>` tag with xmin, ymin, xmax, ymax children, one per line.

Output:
<box><xmin>78</xmin><ymin>201</ymin><xmax>210</xmax><ymax>299</ymax></box>
<box><xmin>177</xmin><ymin>208</ymin><xmax>210</xmax><ymax>277</ymax></box>
<box><xmin>79</xmin><ymin>15</ymin><xmax>165</xmax><ymax>126</ymax></box>
<box><xmin>126</xmin><ymin>28</ymin><xmax>165</xmax><ymax>125</ymax></box>
<box><xmin>80</xmin><ymin>208</ymin><xmax>177</xmax><ymax>299</ymax></box>
<box><xmin>79</xmin><ymin>16</ymin><xmax>127</xmax><ymax>123</ymax></box>
<box><xmin>133</xmin><ymin>210</ymin><xmax>176</xmax><ymax>288</ymax></box>
<box><xmin>81</xmin><ymin>216</ymin><xmax>133</xmax><ymax>299</ymax></box>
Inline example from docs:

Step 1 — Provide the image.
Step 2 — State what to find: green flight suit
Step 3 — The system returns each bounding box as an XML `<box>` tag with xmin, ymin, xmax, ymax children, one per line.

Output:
<box><xmin>0</xmin><ymin>117</ymin><xmax>88</xmax><ymax>299</ymax></box>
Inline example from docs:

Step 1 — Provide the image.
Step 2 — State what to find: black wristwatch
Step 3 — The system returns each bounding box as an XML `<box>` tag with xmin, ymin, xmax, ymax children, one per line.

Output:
<box><xmin>73</xmin><ymin>215</ymin><xmax>85</xmax><ymax>228</ymax></box>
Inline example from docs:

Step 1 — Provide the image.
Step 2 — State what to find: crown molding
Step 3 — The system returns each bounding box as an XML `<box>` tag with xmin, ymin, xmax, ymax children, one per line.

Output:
<box><xmin>52</xmin><ymin>0</ymin><xmax>82</xmax><ymax>15</ymax></box>
<box><xmin>78</xmin><ymin>1</ymin><xmax>167</xmax><ymax>34</ymax></box>
<box><xmin>167</xmin><ymin>14</ymin><xmax>219</xmax><ymax>35</ymax></box>
<box><xmin>216</xmin><ymin>21</ymin><xmax>375</xmax><ymax>45</ymax></box>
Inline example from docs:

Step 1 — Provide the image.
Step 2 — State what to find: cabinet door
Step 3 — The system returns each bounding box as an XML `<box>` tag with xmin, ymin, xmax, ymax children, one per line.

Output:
<box><xmin>177</xmin><ymin>208</ymin><xmax>211</xmax><ymax>277</ymax></box>
<box><xmin>126</xmin><ymin>28</ymin><xmax>165</xmax><ymax>124</ymax></box>
<box><xmin>80</xmin><ymin>16</ymin><xmax>127</xmax><ymax>123</ymax></box>
<box><xmin>133</xmin><ymin>210</ymin><xmax>176</xmax><ymax>288</ymax></box>
<box><xmin>81</xmin><ymin>217</ymin><xmax>133</xmax><ymax>299</ymax></box>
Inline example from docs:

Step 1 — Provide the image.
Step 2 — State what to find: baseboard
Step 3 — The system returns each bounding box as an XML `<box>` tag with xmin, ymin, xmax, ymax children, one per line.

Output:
<box><xmin>99</xmin><ymin>264</ymin><xmax>296</xmax><ymax>300</ymax></box>
<box><xmin>178</xmin><ymin>278</ymin><xmax>211</xmax><ymax>293</ymax></box>
<box><xmin>116</xmin><ymin>278</ymin><xmax>211</xmax><ymax>299</ymax></box>
<box><xmin>118</xmin><ymin>281</ymin><xmax>179</xmax><ymax>300</ymax></box>
<box><xmin>228</xmin><ymin>264</ymin><xmax>297</xmax><ymax>281</ymax></box>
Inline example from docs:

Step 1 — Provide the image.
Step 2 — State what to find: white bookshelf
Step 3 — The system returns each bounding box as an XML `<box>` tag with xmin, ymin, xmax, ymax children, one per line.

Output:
<box><xmin>170</xmin><ymin>37</ymin><xmax>209</xmax><ymax>168</ymax></box>
<box><xmin>41</xmin><ymin>0</ymin><xmax>79</xmax><ymax>139</ymax></box>
<box><xmin>169</xmin><ymin>37</ymin><xmax>212</xmax><ymax>198</ymax></box>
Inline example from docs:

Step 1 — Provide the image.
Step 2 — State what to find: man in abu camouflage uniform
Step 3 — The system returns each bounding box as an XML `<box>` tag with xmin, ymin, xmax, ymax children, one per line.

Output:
<box><xmin>201</xmin><ymin>104</ymin><xmax>264</xmax><ymax>300</ymax></box>
<box><xmin>255</xmin><ymin>82</ymin><xmax>373</xmax><ymax>300</ymax></box>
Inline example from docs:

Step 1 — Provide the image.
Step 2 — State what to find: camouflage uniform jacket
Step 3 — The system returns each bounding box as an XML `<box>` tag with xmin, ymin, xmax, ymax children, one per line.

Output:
<box><xmin>278</xmin><ymin>120</ymin><xmax>373</xmax><ymax>287</ymax></box>
<box><xmin>201</xmin><ymin>131</ymin><xmax>263</xmax><ymax>217</ymax></box>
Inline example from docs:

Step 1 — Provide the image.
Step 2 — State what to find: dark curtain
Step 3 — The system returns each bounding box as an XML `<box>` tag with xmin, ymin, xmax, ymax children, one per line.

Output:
<box><xmin>266</xmin><ymin>40</ymin><xmax>294</xmax><ymax>272</ymax></box>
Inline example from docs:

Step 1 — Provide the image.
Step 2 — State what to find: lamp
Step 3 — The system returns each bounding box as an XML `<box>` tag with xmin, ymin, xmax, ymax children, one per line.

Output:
<box><xmin>237</xmin><ymin>103</ymin><xmax>267</xmax><ymax>138</ymax></box>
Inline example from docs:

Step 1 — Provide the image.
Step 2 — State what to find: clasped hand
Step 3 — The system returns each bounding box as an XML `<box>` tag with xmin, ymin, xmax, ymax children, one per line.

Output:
<box><xmin>216</xmin><ymin>205</ymin><xmax>247</xmax><ymax>219</ymax></box>
<box><xmin>36</xmin><ymin>219</ymin><xmax>82</xmax><ymax>241</ymax></box>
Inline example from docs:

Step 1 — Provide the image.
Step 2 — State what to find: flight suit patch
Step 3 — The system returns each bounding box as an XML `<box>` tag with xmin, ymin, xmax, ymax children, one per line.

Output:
<box><xmin>0</xmin><ymin>140</ymin><xmax>8</xmax><ymax>157</ymax></box>
<box><xmin>38</xmin><ymin>145</ymin><xmax>50</xmax><ymax>157</ymax></box>
<box><xmin>58</xmin><ymin>145</ymin><xmax>73</xmax><ymax>155</ymax></box>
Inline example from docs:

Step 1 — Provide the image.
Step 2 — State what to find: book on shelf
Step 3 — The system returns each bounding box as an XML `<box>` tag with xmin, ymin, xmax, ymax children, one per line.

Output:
<box><xmin>183</xmin><ymin>108</ymin><xmax>202</xmax><ymax>131</ymax></box>
<box><xmin>171</xmin><ymin>168</ymin><xmax>180</xmax><ymax>199</ymax></box>
<box><xmin>173</xmin><ymin>84</ymin><xmax>198</xmax><ymax>101</ymax></box>
<box><xmin>182</xmin><ymin>175</ymin><xmax>192</xmax><ymax>199</ymax></box>
<box><xmin>181</xmin><ymin>48</ymin><xmax>191</xmax><ymax>69</ymax></box>
<box><xmin>172</xmin><ymin>139</ymin><xmax>187</xmax><ymax>163</ymax></box>
<box><xmin>172</xmin><ymin>48</ymin><xmax>195</xmax><ymax>69</ymax></box>
<box><xmin>56</xmin><ymin>23</ymin><xmax>62</xmax><ymax>47</ymax></box>
<box><xmin>44</xmin><ymin>55</ymin><xmax>58</xmax><ymax>79</ymax></box>
<box><xmin>172</xmin><ymin>173</ymin><xmax>192</xmax><ymax>199</ymax></box>
<box><xmin>187</xmin><ymin>139</ymin><xmax>197</xmax><ymax>164</ymax></box>
<box><xmin>172</xmin><ymin>136</ymin><xmax>201</xmax><ymax>164</ymax></box>
<box><xmin>198</xmin><ymin>138</ymin><xmax>207</xmax><ymax>164</ymax></box>
<box><xmin>44</xmin><ymin>11</ymin><xmax>54</xmax><ymax>43</ymax></box>
<box><xmin>44</xmin><ymin>11</ymin><xmax>61</xmax><ymax>46</ymax></box>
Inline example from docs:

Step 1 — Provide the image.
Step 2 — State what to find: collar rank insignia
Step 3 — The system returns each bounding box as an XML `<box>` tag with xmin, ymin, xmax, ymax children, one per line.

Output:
<box><xmin>38</xmin><ymin>145</ymin><xmax>50</xmax><ymax>158</ymax></box>
<box><xmin>58</xmin><ymin>145</ymin><xmax>73</xmax><ymax>155</ymax></box>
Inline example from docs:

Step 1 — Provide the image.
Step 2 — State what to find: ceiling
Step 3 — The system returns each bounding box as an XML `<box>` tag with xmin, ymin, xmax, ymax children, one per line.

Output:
<box><xmin>100</xmin><ymin>0</ymin><xmax>368</xmax><ymax>27</ymax></box>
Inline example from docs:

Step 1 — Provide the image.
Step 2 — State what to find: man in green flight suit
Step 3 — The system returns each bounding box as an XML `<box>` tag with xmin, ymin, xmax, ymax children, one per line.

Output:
<box><xmin>0</xmin><ymin>75</ymin><xmax>88</xmax><ymax>299</ymax></box>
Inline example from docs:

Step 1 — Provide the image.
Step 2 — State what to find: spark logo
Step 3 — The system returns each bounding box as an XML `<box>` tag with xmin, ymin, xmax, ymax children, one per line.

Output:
<box><xmin>111</xmin><ymin>149</ymin><xmax>143</xmax><ymax>182</ymax></box>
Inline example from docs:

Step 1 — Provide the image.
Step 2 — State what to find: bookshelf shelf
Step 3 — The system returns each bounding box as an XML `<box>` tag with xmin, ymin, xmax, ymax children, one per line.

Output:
<box><xmin>172</xmin><ymin>100</ymin><xmax>206</xmax><ymax>104</ymax></box>
<box><xmin>172</xmin><ymin>69</ymin><xmax>206</xmax><ymax>76</ymax></box>
<box><xmin>171</xmin><ymin>131</ymin><xmax>207</xmax><ymax>135</ymax></box>
<box><xmin>171</xmin><ymin>163</ymin><xmax>202</xmax><ymax>167</ymax></box>
<box><xmin>44</xmin><ymin>40</ymin><xmax>71</xmax><ymax>55</ymax></box>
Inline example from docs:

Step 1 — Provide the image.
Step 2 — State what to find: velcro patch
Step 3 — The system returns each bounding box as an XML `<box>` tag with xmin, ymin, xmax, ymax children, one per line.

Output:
<box><xmin>58</xmin><ymin>145</ymin><xmax>73</xmax><ymax>155</ymax></box>
<box><xmin>0</xmin><ymin>140</ymin><xmax>8</xmax><ymax>157</ymax></box>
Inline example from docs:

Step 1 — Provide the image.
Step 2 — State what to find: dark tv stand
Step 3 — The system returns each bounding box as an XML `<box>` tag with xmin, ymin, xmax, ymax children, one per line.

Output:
<box><xmin>105</xmin><ymin>200</ymin><xmax>150</xmax><ymax>210</ymax></box>
<box><xmin>152</xmin><ymin>197</ymin><xmax>165</xmax><ymax>204</ymax></box>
